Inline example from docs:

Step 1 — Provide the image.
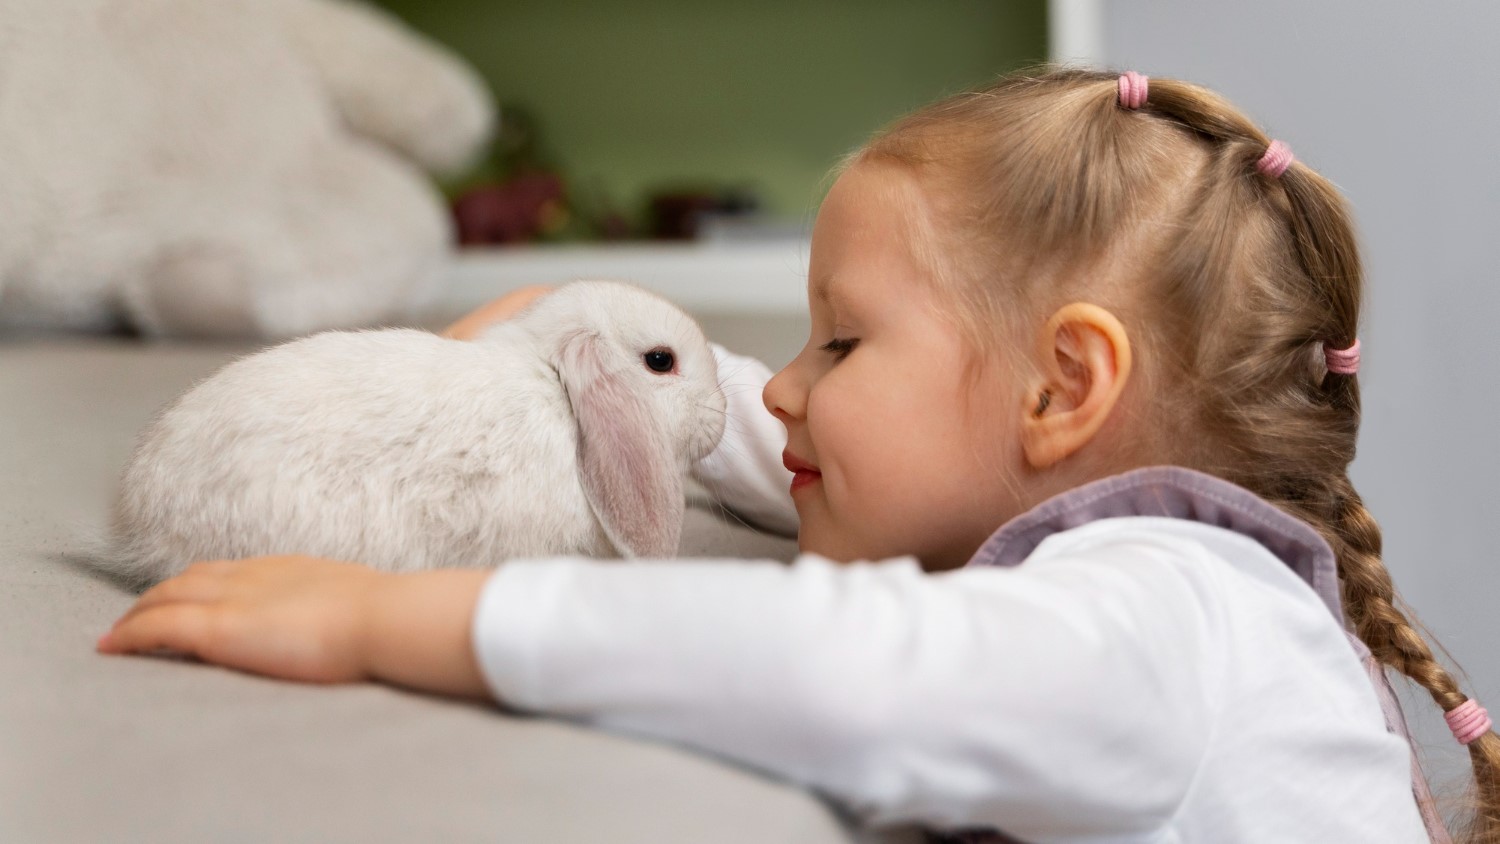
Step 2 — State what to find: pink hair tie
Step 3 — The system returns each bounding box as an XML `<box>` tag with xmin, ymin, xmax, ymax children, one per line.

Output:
<box><xmin>1117</xmin><ymin>71</ymin><xmax>1148</xmax><ymax>109</ymax></box>
<box><xmin>1446</xmin><ymin>699</ymin><xmax>1492</xmax><ymax>746</ymax></box>
<box><xmin>1324</xmin><ymin>338</ymin><xmax>1361</xmax><ymax>375</ymax></box>
<box><xmin>1258</xmin><ymin>139</ymin><xmax>1295</xmax><ymax>178</ymax></box>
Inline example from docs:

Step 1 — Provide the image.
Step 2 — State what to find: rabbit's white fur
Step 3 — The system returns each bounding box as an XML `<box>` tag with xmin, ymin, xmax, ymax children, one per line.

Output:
<box><xmin>108</xmin><ymin>280</ymin><xmax>726</xmax><ymax>588</ymax></box>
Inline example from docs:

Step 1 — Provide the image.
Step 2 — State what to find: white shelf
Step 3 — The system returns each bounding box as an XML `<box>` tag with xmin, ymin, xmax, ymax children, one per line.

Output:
<box><xmin>442</xmin><ymin>240</ymin><xmax>812</xmax><ymax>313</ymax></box>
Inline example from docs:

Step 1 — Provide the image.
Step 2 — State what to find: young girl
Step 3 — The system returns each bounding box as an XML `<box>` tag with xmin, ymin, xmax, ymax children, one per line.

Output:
<box><xmin>97</xmin><ymin>66</ymin><xmax>1496</xmax><ymax>843</ymax></box>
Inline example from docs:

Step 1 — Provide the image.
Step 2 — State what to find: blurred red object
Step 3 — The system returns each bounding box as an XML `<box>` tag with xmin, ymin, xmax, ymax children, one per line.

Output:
<box><xmin>452</xmin><ymin>172</ymin><xmax>567</xmax><ymax>245</ymax></box>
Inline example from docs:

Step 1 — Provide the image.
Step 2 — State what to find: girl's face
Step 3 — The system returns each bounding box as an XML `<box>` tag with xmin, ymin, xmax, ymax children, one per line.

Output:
<box><xmin>763</xmin><ymin>162</ymin><xmax>1027</xmax><ymax>571</ymax></box>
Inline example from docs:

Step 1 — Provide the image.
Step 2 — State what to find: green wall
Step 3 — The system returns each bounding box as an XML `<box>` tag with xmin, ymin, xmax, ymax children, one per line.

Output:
<box><xmin>371</xmin><ymin>0</ymin><xmax>1048</xmax><ymax>225</ymax></box>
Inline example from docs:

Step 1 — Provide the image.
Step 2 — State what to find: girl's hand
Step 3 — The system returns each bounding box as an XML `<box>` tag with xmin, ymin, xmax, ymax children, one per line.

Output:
<box><xmin>98</xmin><ymin>556</ymin><xmax>381</xmax><ymax>683</ymax></box>
<box><xmin>98</xmin><ymin>556</ymin><xmax>496</xmax><ymax>700</ymax></box>
<box><xmin>440</xmin><ymin>283</ymin><xmax>556</xmax><ymax>340</ymax></box>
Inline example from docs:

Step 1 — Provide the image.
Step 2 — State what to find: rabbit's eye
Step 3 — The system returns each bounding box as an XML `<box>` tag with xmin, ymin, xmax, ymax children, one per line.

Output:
<box><xmin>643</xmin><ymin>349</ymin><xmax>676</xmax><ymax>373</ymax></box>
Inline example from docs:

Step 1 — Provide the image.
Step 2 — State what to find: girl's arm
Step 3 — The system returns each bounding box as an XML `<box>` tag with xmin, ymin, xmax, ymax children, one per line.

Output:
<box><xmin>464</xmin><ymin>549</ymin><xmax>1219</xmax><ymax>834</ymax></box>
<box><xmin>100</xmin><ymin>537</ymin><xmax>1218</xmax><ymax>836</ymax></box>
<box><xmin>690</xmin><ymin>343</ymin><xmax>799</xmax><ymax>537</ymax></box>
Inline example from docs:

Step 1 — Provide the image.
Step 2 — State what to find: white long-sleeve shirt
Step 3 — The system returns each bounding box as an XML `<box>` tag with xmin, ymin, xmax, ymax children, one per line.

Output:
<box><xmin>470</xmin><ymin>345</ymin><xmax>1439</xmax><ymax>843</ymax></box>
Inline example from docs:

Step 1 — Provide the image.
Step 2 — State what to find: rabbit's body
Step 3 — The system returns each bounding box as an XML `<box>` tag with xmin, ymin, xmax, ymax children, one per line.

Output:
<box><xmin>109</xmin><ymin>281</ymin><xmax>726</xmax><ymax>588</ymax></box>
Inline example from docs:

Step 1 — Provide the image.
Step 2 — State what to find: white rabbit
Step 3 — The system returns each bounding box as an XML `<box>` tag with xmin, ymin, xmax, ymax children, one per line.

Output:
<box><xmin>107</xmin><ymin>279</ymin><xmax>726</xmax><ymax>588</ymax></box>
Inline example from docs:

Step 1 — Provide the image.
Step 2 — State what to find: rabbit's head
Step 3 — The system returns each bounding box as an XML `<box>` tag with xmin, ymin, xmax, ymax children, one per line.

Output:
<box><xmin>511</xmin><ymin>280</ymin><xmax>727</xmax><ymax>559</ymax></box>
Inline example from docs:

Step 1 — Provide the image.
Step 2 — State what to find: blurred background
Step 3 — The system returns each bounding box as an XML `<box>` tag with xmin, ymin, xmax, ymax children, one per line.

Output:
<box><xmin>367</xmin><ymin>0</ymin><xmax>1046</xmax><ymax>246</ymax></box>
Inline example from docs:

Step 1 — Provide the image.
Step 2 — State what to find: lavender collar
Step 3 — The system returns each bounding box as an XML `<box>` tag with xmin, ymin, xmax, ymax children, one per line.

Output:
<box><xmin>964</xmin><ymin>465</ymin><xmax>1344</xmax><ymax>620</ymax></box>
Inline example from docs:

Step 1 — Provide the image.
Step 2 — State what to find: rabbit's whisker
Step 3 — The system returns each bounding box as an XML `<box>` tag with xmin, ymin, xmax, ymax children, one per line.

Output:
<box><xmin>697</xmin><ymin>494</ymin><xmax>762</xmax><ymax>535</ymax></box>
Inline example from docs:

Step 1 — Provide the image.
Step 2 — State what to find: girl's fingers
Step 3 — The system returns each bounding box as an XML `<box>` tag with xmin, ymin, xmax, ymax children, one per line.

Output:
<box><xmin>440</xmin><ymin>285</ymin><xmax>555</xmax><ymax>339</ymax></box>
<box><xmin>98</xmin><ymin>603</ymin><xmax>217</xmax><ymax>657</ymax></box>
<box><xmin>111</xmin><ymin>561</ymin><xmax>235</xmax><ymax>630</ymax></box>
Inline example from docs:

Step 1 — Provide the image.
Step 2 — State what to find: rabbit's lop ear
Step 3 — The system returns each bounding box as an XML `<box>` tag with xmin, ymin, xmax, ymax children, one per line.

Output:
<box><xmin>557</xmin><ymin>330</ymin><xmax>682</xmax><ymax>558</ymax></box>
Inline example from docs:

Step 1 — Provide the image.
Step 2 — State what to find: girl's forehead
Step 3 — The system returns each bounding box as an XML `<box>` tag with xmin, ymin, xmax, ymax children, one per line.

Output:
<box><xmin>804</xmin><ymin>162</ymin><xmax>952</xmax><ymax>322</ymax></box>
<box><xmin>810</xmin><ymin>173</ymin><xmax>919</xmax><ymax>278</ymax></box>
<box><xmin>819</xmin><ymin>161</ymin><xmax>918</xmax><ymax>221</ymax></box>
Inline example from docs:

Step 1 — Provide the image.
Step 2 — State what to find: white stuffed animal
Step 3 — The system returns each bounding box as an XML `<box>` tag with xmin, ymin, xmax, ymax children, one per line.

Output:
<box><xmin>0</xmin><ymin>0</ymin><xmax>494</xmax><ymax>339</ymax></box>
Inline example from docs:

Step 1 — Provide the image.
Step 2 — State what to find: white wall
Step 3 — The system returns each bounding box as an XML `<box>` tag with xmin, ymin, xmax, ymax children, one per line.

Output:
<box><xmin>1094</xmin><ymin>0</ymin><xmax>1499</xmax><ymax>806</ymax></box>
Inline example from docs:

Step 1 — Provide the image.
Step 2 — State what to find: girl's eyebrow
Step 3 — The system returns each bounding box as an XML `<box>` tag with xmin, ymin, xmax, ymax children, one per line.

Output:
<box><xmin>811</xmin><ymin>274</ymin><xmax>846</xmax><ymax>308</ymax></box>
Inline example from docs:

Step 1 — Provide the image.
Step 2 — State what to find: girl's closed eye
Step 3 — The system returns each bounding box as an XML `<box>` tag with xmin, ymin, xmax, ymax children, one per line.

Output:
<box><xmin>818</xmin><ymin>337</ymin><xmax>859</xmax><ymax>361</ymax></box>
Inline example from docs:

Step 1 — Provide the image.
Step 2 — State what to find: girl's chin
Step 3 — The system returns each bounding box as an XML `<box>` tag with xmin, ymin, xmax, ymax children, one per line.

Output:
<box><xmin>793</xmin><ymin>506</ymin><xmax>877</xmax><ymax>563</ymax></box>
<box><xmin>794</xmin><ymin>525</ymin><xmax>858</xmax><ymax>564</ymax></box>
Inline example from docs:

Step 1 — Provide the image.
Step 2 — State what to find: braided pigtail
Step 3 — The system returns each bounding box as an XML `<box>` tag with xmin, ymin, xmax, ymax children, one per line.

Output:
<box><xmin>1330</xmin><ymin>477</ymin><xmax>1500</xmax><ymax>839</ymax></box>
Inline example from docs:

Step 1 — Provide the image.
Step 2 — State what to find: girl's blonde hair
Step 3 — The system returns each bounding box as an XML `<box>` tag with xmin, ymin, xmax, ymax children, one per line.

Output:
<box><xmin>842</xmin><ymin>63</ymin><xmax>1497</xmax><ymax>842</ymax></box>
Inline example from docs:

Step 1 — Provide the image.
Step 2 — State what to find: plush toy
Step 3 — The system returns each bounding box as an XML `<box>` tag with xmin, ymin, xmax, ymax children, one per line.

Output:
<box><xmin>0</xmin><ymin>0</ymin><xmax>494</xmax><ymax>339</ymax></box>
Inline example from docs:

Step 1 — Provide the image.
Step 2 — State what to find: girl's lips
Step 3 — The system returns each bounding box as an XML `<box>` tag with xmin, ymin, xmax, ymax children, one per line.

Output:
<box><xmin>782</xmin><ymin>450</ymin><xmax>820</xmax><ymax>493</ymax></box>
<box><xmin>790</xmin><ymin>470</ymin><xmax>822</xmax><ymax>492</ymax></box>
<box><xmin>781</xmin><ymin>450</ymin><xmax>818</xmax><ymax>474</ymax></box>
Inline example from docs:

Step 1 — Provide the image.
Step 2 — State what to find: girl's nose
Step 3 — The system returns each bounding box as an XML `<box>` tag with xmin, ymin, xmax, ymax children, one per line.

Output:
<box><xmin>763</xmin><ymin>362</ymin><xmax>806</xmax><ymax>425</ymax></box>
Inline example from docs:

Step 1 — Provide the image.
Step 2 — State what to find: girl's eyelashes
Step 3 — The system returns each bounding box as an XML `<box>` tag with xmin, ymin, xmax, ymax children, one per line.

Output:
<box><xmin>818</xmin><ymin>337</ymin><xmax>859</xmax><ymax>361</ymax></box>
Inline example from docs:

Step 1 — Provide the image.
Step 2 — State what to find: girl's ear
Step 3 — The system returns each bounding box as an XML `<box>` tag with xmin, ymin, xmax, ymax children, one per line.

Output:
<box><xmin>556</xmin><ymin>331</ymin><xmax>683</xmax><ymax>558</ymax></box>
<box><xmin>1021</xmin><ymin>303</ymin><xmax>1133</xmax><ymax>470</ymax></box>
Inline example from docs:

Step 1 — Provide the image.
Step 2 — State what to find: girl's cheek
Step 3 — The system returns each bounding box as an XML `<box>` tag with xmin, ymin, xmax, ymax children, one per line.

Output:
<box><xmin>808</xmin><ymin>366</ymin><xmax>859</xmax><ymax>426</ymax></box>
<box><xmin>804</xmin><ymin>386</ymin><xmax>854</xmax><ymax>482</ymax></box>
<box><xmin>805</xmin><ymin>381</ymin><xmax>835</xmax><ymax>429</ymax></box>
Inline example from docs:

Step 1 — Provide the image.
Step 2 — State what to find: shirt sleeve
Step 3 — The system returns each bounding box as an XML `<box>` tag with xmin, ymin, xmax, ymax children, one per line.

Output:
<box><xmin>689</xmin><ymin>343</ymin><xmax>799</xmax><ymax>538</ymax></box>
<box><xmin>470</xmin><ymin>536</ymin><xmax>1225</xmax><ymax>839</ymax></box>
